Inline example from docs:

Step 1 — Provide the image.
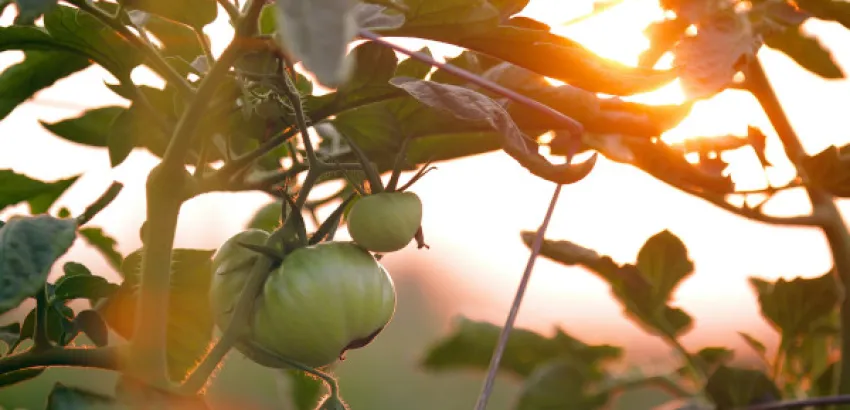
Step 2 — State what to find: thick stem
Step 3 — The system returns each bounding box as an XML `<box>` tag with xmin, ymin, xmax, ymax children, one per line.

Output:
<box><xmin>746</xmin><ymin>59</ymin><xmax>850</xmax><ymax>399</ymax></box>
<box><xmin>0</xmin><ymin>347</ymin><xmax>121</xmax><ymax>374</ymax></box>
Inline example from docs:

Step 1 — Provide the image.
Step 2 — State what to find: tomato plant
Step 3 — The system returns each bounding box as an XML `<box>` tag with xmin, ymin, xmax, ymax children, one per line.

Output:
<box><xmin>0</xmin><ymin>0</ymin><xmax>847</xmax><ymax>409</ymax></box>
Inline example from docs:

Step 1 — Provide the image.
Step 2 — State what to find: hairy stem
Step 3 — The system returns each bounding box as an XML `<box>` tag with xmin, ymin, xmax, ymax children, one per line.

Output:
<box><xmin>746</xmin><ymin>59</ymin><xmax>850</xmax><ymax>399</ymax></box>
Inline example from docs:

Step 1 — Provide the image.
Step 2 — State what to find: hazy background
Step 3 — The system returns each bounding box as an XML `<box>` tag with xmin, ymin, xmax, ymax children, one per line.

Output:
<box><xmin>1</xmin><ymin>0</ymin><xmax>850</xmax><ymax>408</ymax></box>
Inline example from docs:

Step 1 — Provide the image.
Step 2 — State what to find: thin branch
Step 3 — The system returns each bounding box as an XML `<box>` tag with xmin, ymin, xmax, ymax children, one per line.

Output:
<box><xmin>677</xmin><ymin>181</ymin><xmax>820</xmax><ymax>226</ymax></box>
<box><xmin>216</xmin><ymin>128</ymin><xmax>299</xmax><ymax>180</ymax></box>
<box><xmin>216</xmin><ymin>0</ymin><xmax>240</xmax><ymax>24</ymax></box>
<box><xmin>742</xmin><ymin>395</ymin><xmax>850</xmax><ymax>410</ymax></box>
<box><xmin>194</xmin><ymin>27</ymin><xmax>215</xmax><ymax>65</ymax></box>
<box><xmin>474</xmin><ymin>183</ymin><xmax>563</xmax><ymax>410</ymax></box>
<box><xmin>75</xmin><ymin>182</ymin><xmax>124</xmax><ymax>226</ymax></box>
<box><xmin>67</xmin><ymin>0</ymin><xmax>194</xmax><ymax>97</ymax></box>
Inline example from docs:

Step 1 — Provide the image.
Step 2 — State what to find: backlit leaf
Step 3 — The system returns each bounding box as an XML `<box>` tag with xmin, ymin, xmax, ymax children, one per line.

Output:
<box><xmin>0</xmin><ymin>50</ymin><xmax>90</xmax><ymax>121</ymax></box>
<box><xmin>40</xmin><ymin>106</ymin><xmax>124</xmax><ymax>148</ymax></box>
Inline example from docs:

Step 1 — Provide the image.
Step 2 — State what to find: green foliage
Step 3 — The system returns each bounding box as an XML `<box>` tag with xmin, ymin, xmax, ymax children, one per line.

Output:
<box><xmin>704</xmin><ymin>365</ymin><xmax>781</xmax><ymax>409</ymax></box>
<box><xmin>0</xmin><ymin>51</ymin><xmax>90</xmax><ymax>121</ymax></box>
<box><xmin>46</xmin><ymin>383</ymin><xmax>117</xmax><ymax>409</ymax></box>
<box><xmin>97</xmin><ymin>248</ymin><xmax>216</xmax><ymax>382</ymax></box>
<box><xmin>40</xmin><ymin>107</ymin><xmax>125</xmax><ymax>148</ymax></box>
<box><xmin>0</xmin><ymin>215</ymin><xmax>77</xmax><ymax>314</ymax></box>
<box><xmin>515</xmin><ymin>359</ymin><xmax>610</xmax><ymax>410</ymax></box>
<box><xmin>0</xmin><ymin>170</ymin><xmax>79</xmax><ymax>214</ymax></box>
<box><xmin>12</xmin><ymin>0</ymin><xmax>59</xmax><ymax>25</ymax></box>
<box><xmin>123</xmin><ymin>0</ymin><xmax>217</xmax><ymax>29</ymax></box>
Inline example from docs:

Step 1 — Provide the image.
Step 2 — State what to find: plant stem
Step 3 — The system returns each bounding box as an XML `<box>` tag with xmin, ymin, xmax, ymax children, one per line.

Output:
<box><xmin>217</xmin><ymin>0</ymin><xmax>241</xmax><ymax>23</ymax></box>
<box><xmin>32</xmin><ymin>287</ymin><xmax>51</xmax><ymax>352</ymax></box>
<box><xmin>75</xmin><ymin>182</ymin><xmax>124</xmax><ymax>226</ymax></box>
<box><xmin>474</xmin><ymin>183</ymin><xmax>563</xmax><ymax>410</ymax></box>
<box><xmin>194</xmin><ymin>27</ymin><xmax>215</xmax><ymax>64</ymax></box>
<box><xmin>746</xmin><ymin>58</ymin><xmax>850</xmax><ymax>399</ymax></box>
<box><xmin>0</xmin><ymin>347</ymin><xmax>120</xmax><ymax>374</ymax></box>
<box><xmin>67</xmin><ymin>0</ymin><xmax>194</xmax><ymax>97</ymax></box>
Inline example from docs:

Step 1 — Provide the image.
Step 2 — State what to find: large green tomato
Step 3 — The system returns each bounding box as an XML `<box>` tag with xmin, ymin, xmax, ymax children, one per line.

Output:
<box><xmin>346</xmin><ymin>191</ymin><xmax>423</xmax><ymax>253</ymax></box>
<box><xmin>210</xmin><ymin>229</ymin><xmax>271</xmax><ymax>329</ymax></box>
<box><xmin>251</xmin><ymin>242</ymin><xmax>396</xmax><ymax>368</ymax></box>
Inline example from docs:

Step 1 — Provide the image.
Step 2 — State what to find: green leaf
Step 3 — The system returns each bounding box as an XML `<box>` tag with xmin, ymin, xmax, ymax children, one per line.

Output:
<box><xmin>306</xmin><ymin>41</ymin><xmax>401</xmax><ymax>115</ymax></box>
<box><xmin>674</xmin><ymin>10</ymin><xmax>762</xmax><ymax>99</ymax></box>
<box><xmin>20</xmin><ymin>302</ymin><xmax>77</xmax><ymax>346</ymax></box>
<box><xmin>123</xmin><ymin>0</ymin><xmax>217</xmax><ymax>28</ymax></box>
<box><xmin>53</xmin><ymin>274</ymin><xmax>118</xmax><ymax>304</ymax></box>
<box><xmin>46</xmin><ymin>383</ymin><xmax>118</xmax><ymax>409</ymax></box>
<box><xmin>107</xmin><ymin>108</ymin><xmax>141</xmax><ymax>167</ymax></box>
<box><xmin>259</xmin><ymin>4</ymin><xmax>278</xmax><ymax>34</ymax></box>
<box><xmin>247</xmin><ymin>201</ymin><xmax>284</xmax><ymax>233</ymax></box>
<box><xmin>40</xmin><ymin>107</ymin><xmax>125</xmax><ymax>147</ymax></box>
<box><xmin>422</xmin><ymin>316</ymin><xmax>621</xmax><ymax>378</ymax></box>
<box><xmin>523</xmin><ymin>230</ymin><xmax>696</xmax><ymax>338</ymax></box>
<box><xmin>98</xmin><ymin>248</ymin><xmax>216</xmax><ymax>382</ymax></box>
<box><xmin>394</xmin><ymin>47</ymin><xmax>433</xmax><ymax>79</ymax></box>
<box><xmin>0</xmin><ymin>215</ymin><xmax>77</xmax><ymax>314</ymax></box>
<box><xmin>0</xmin><ymin>50</ymin><xmax>90</xmax><ymax>121</ymax></box>
<box><xmin>0</xmin><ymin>368</ymin><xmax>45</xmax><ymax>388</ymax></box>
<box><xmin>0</xmin><ymin>322</ymin><xmax>21</xmax><ymax>346</ymax></box>
<box><xmin>12</xmin><ymin>0</ymin><xmax>58</xmax><ymax>25</ymax></box>
<box><xmin>389</xmin><ymin>77</ymin><xmax>595</xmax><ymax>184</ymax></box>
<box><xmin>79</xmin><ymin>227</ymin><xmax>123</xmax><ymax>271</ymax></box>
<box><xmin>275</xmin><ymin>0</ymin><xmax>360</xmax><ymax>87</ymax></box>
<box><xmin>704</xmin><ymin>365</ymin><xmax>781</xmax><ymax>409</ymax></box>
<box><xmin>749</xmin><ymin>270</ymin><xmax>839</xmax><ymax>338</ymax></box>
<box><xmin>635</xmin><ymin>230</ymin><xmax>695</xmax><ymax>310</ymax></box>
<box><xmin>0</xmin><ymin>169</ymin><xmax>80</xmax><ymax>214</ymax></box>
<box><xmin>516</xmin><ymin>359</ymin><xmax>611</xmax><ymax>410</ymax></box>
<box><xmin>41</xmin><ymin>5</ymin><xmax>143</xmax><ymax>78</ymax></box>
<box><xmin>738</xmin><ymin>332</ymin><xmax>768</xmax><ymax>359</ymax></box>
<box><xmin>683</xmin><ymin>347</ymin><xmax>734</xmax><ymax>377</ymax></box>
<box><xmin>63</xmin><ymin>262</ymin><xmax>92</xmax><ymax>277</ymax></box>
<box><xmin>144</xmin><ymin>15</ymin><xmax>206</xmax><ymax>72</ymax></box>
<box><xmin>74</xmin><ymin>309</ymin><xmax>109</xmax><ymax>347</ymax></box>
<box><xmin>764</xmin><ymin>26</ymin><xmax>844</xmax><ymax>79</ymax></box>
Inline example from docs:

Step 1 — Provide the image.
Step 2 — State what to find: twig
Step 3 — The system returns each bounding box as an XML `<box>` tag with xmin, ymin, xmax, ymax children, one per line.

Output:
<box><xmin>474</xmin><ymin>183</ymin><xmax>563</xmax><ymax>410</ymax></box>
<box><xmin>75</xmin><ymin>182</ymin><xmax>124</xmax><ymax>226</ymax></box>
<box><xmin>0</xmin><ymin>347</ymin><xmax>120</xmax><ymax>374</ymax></box>
<box><xmin>216</xmin><ymin>0</ymin><xmax>240</xmax><ymax>23</ymax></box>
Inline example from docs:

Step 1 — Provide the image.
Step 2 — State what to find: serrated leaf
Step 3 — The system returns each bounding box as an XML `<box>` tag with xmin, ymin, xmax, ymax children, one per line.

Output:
<box><xmin>764</xmin><ymin>25</ymin><xmax>844</xmax><ymax>79</ymax></box>
<box><xmin>0</xmin><ymin>169</ymin><xmax>80</xmax><ymax>214</ymax></box>
<box><xmin>0</xmin><ymin>50</ymin><xmax>90</xmax><ymax>122</ymax></box>
<box><xmin>422</xmin><ymin>316</ymin><xmax>621</xmax><ymax>377</ymax></box>
<box><xmin>275</xmin><ymin>0</ymin><xmax>359</xmax><ymax>87</ymax></box>
<box><xmin>53</xmin><ymin>274</ymin><xmax>118</xmax><ymax>304</ymax></box>
<box><xmin>98</xmin><ymin>248</ymin><xmax>216</xmax><ymax>382</ymax></box>
<box><xmin>705</xmin><ymin>365</ymin><xmax>781</xmax><ymax>409</ymax></box>
<box><xmin>79</xmin><ymin>227</ymin><xmax>123</xmax><ymax>271</ymax></box>
<box><xmin>40</xmin><ymin>106</ymin><xmax>125</xmax><ymax>147</ymax></box>
<box><xmin>749</xmin><ymin>270</ymin><xmax>839</xmax><ymax>338</ymax></box>
<box><xmin>123</xmin><ymin>0</ymin><xmax>217</xmax><ymax>28</ymax></box>
<box><xmin>516</xmin><ymin>359</ymin><xmax>611</xmax><ymax>410</ymax></box>
<box><xmin>46</xmin><ymin>383</ymin><xmax>118</xmax><ymax>409</ymax></box>
<box><xmin>0</xmin><ymin>215</ymin><xmax>77</xmax><ymax>314</ymax></box>
<box><xmin>674</xmin><ymin>11</ymin><xmax>762</xmax><ymax>99</ymax></box>
<box><xmin>74</xmin><ymin>309</ymin><xmax>109</xmax><ymax>347</ymax></box>
<box><xmin>0</xmin><ymin>368</ymin><xmax>45</xmax><ymax>388</ymax></box>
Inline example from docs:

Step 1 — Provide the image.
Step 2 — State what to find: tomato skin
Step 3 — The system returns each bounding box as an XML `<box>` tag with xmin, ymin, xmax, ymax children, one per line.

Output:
<box><xmin>347</xmin><ymin>191</ymin><xmax>423</xmax><ymax>253</ymax></box>
<box><xmin>210</xmin><ymin>229</ymin><xmax>271</xmax><ymax>329</ymax></box>
<box><xmin>251</xmin><ymin>242</ymin><xmax>396</xmax><ymax>368</ymax></box>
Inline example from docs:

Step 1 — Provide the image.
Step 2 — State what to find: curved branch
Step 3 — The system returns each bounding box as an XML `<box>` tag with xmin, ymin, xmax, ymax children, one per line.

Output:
<box><xmin>0</xmin><ymin>347</ymin><xmax>121</xmax><ymax>375</ymax></box>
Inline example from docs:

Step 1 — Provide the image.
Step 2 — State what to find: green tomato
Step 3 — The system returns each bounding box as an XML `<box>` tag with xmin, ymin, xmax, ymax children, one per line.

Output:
<box><xmin>252</xmin><ymin>242</ymin><xmax>396</xmax><ymax>368</ymax></box>
<box><xmin>210</xmin><ymin>229</ymin><xmax>271</xmax><ymax>329</ymax></box>
<box><xmin>346</xmin><ymin>191</ymin><xmax>423</xmax><ymax>253</ymax></box>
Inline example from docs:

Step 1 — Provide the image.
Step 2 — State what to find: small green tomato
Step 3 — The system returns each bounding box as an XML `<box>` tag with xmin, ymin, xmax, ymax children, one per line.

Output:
<box><xmin>346</xmin><ymin>191</ymin><xmax>423</xmax><ymax>253</ymax></box>
<box><xmin>210</xmin><ymin>229</ymin><xmax>271</xmax><ymax>329</ymax></box>
<box><xmin>252</xmin><ymin>242</ymin><xmax>396</xmax><ymax>368</ymax></box>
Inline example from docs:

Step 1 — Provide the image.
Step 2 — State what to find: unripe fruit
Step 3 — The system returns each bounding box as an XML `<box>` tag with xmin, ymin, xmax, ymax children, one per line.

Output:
<box><xmin>252</xmin><ymin>242</ymin><xmax>396</xmax><ymax>368</ymax></box>
<box><xmin>346</xmin><ymin>191</ymin><xmax>423</xmax><ymax>253</ymax></box>
<box><xmin>210</xmin><ymin>229</ymin><xmax>271</xmax><ymax>328</ymax></box>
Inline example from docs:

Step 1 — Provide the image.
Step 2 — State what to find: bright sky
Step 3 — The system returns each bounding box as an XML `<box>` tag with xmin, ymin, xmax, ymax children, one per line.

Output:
<box><xmin>1</xmin><ymin>0</ymin><xmax>849</xmax><ymax>365</ymax></box>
